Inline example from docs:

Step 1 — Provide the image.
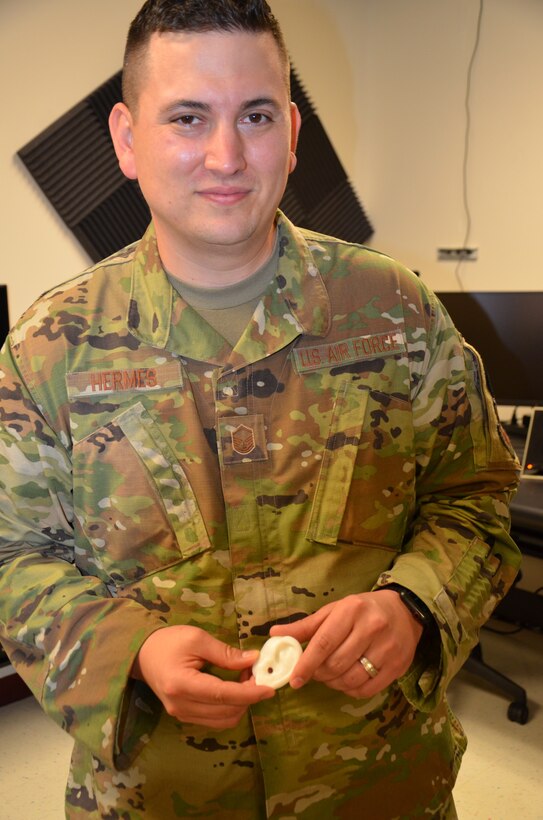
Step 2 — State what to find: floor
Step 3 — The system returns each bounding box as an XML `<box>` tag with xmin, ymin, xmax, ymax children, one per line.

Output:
<box><xmin>0</xmin><ymin>623</ymin><xmax>542</xmax><ymax>819</ymax></box>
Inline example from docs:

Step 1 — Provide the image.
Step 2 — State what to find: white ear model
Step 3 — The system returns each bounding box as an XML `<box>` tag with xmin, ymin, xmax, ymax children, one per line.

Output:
<box><xmin>252</xmin><ymin>635</ymin><xmax>303</xmax><ymax>689</ymax></box>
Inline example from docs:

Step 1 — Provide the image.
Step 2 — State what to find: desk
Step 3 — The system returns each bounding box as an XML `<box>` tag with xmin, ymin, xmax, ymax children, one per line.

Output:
<box><xmin>508</xmin><ymin>431</ymin><xmax>543</xmax><ymax>551</ymax></box>
<box><xmin>510</xmin><ymin>479</ymin><xmax>543</xmax><ymax>554</ymax></box>
<box><xmin>496</xmin><ymin>477</ymin><xmax>543</xmax><ymax>629</ymax></box>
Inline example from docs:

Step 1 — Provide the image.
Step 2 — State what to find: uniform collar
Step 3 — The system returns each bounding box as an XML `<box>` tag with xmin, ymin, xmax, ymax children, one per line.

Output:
<box><xmin>127</xmin><ymin>212</ymin><xmax>331</xmax><ymax>368</ymax></box>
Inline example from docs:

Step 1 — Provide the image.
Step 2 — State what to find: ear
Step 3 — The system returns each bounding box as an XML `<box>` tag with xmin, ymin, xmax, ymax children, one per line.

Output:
<box><xmin>109</xmin><ymin>102</ymin><xmax>138</xmax><ymax>180</ymax></box>
<box><xmin>289</xmin><ymin>102</ymin><xmax>302</xmax><ymax>173</ymax></box>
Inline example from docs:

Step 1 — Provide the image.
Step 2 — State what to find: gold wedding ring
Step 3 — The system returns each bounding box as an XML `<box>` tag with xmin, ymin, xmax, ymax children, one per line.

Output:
<box><xmin>359</xmin><ymin>655</ymin><xmax>379</xmax><ymax>678</ymax></box>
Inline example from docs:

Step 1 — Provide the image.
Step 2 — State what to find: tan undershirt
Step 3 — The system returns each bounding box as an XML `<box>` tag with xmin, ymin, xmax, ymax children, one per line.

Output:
<box><xmin>167</xmin><ymin>239</ymin><xmax>279</xmax><ymax>347</ymax></box>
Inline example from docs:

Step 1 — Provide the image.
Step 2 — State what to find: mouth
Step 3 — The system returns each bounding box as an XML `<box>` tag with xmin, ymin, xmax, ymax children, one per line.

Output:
<box><xmin>197</xmin><ymin>187</ymin><xmax>251</xmax><ymax>205</ymax></box>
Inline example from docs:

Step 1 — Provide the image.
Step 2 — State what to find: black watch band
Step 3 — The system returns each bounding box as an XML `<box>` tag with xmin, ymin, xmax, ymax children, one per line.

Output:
<box><xmin>378</xmin><ymin>583</ymin><xmax>433</xmax><ymax>628</ymax></box>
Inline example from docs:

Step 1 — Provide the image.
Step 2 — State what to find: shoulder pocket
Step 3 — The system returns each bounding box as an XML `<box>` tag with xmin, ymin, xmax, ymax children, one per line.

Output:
<box><xmin>464</xmin><ymin>344</ymin><xmax>518</xmax><ymax>470</ymax></box>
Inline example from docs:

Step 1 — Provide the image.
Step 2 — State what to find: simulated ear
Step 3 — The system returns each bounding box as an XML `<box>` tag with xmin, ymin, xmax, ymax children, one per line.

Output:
<box><xmin>108</xmin><ymin>102</ymin><xmax>138</xmax><ymax>180</ymax></box>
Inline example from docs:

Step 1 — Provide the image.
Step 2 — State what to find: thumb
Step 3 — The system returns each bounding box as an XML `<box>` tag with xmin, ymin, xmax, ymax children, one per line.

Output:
<box><xmin>200</xmin><ymin>634</ymin><xmax>259</xmax><ymax>672</ymax></box>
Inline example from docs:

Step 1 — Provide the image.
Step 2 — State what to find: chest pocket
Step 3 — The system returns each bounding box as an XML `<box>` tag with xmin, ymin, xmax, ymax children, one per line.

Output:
<box><xmin>306</xmin><ymin>380</ymin><xmax>414</xmax><ymax>550</ymax></box>
<box><xmin>72</xmin><ymin>401</ymin><xmax>210</xmax><ymax>586</ymax></box>
<box><xmin>306</xmin><ymin>380</ymin><xmax>369</xmax><ymax>544</ymax></box>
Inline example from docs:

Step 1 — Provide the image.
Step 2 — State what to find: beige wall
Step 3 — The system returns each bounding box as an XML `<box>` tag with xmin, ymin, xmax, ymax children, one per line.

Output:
<box><xmin>1</xmin><ymin>0</ymin><xmax>542</xmax><ymax>324</ymax></box>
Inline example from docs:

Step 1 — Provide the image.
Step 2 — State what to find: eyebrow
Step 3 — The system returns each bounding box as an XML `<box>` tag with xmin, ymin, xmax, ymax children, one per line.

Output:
<box><xmin>241</xmin><ymin>97</ymin><xmax>281</xmax><ymax>111</ymax></box>
<box><xmin>161</xmin><ymin>97</ymin><xmax>281</xmax><ymax>117</ymax></box>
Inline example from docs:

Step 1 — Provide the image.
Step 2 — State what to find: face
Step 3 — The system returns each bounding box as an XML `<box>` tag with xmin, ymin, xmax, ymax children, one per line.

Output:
<box><xmin>110</xmin><ymin>30</ymin><xmax>301</xmax><ymax>276</ymax></box>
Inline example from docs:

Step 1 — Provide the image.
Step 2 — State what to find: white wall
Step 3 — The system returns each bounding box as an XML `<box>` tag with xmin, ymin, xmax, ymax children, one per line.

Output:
<box><xmin>1</xmin><ymin>0</ymin><xmax>542</xmax><ymax>324</ymax></box>
<box><xmin>272</xmin><ymin>0</ymin><xmax>543</xmax><ymax>292</ymax></box>
<box><xmin>0</xmin><ymin>0</ymin><xmax>142</xmax><ymax>322</ymax></box>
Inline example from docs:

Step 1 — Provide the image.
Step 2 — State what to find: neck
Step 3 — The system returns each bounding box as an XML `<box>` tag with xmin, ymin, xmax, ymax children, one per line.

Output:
<box><xmin>156</xmin><ymin>225</ymin><xmax>277</xmax><ymax>288</ymax></box>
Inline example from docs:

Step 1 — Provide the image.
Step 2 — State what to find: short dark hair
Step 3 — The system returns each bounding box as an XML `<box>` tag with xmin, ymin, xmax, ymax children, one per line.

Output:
<box><xmin>122</xmin><ymin>0</ymin><xmax>290</xmax><ymax>111</ymax></box>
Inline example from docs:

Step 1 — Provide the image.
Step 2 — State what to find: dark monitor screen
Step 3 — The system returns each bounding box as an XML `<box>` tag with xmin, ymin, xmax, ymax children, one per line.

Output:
<box><xmin>523</xmin><ymin>408</ymin><xmax>543</xmax><ymax>477</ymax></box>
<box><xmin>0</xmin><ymin>286</ymin><xmax>9</xmax><ymax>347</ymax></box>
<box><xmin>435</xmin><ymin>291</ymin><xmax>543</xmax><ymax>406</ymax></box>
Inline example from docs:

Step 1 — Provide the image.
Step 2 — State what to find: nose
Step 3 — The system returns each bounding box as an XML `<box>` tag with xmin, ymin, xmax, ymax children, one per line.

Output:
<box><xmin>204</xmin><ymin>122</ymin><xmax>247</xmax><ymax>175</ymax></box>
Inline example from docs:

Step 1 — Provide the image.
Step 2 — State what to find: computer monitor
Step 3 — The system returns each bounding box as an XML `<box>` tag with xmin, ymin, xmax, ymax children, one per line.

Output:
<box><xmin>435</xmin><ymin>291</ymin><xmax>543</xmax><ymax>407</ymax></box>
<box><xmin>522</xmin><ymin>408</ymin><xmax>543</xmax><ymax>478</ymax></box>
<box><xmin>0</xmin><ymin>286</ymin><xmax>9</xmax><ymax>347</ymax></box>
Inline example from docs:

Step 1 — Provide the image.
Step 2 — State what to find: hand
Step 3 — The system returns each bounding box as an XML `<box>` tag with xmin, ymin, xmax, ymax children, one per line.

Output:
<box><xmin>132</xmin><ymin>625</ymin><xmax>275</xmax><ymax>728</ymax></box>
<box><xmin>270</xmin><ymin>590</ymin><xmax>424</xmax><ymax>699</ymax></box>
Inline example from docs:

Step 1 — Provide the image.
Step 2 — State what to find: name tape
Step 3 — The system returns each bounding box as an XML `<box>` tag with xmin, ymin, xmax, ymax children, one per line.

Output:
<box><xmin>66</xmin><ymin>360</ymin><xmax>183</xmax><ymax>398</ymax></box>
<box><xmin>293</xmin><ymin>331</ymin><xmax>406</xmax><ymax>373</ymax></box>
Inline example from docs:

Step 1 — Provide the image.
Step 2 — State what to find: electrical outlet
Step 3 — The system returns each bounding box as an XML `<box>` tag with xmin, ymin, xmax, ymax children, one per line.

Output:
<box><xmin>437</xmin><ymin>247</ymin><xmax>478</xmax><ymax>261</ymax></box>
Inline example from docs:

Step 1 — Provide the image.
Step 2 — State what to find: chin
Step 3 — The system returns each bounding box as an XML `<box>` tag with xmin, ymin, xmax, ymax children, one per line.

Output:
<box><xmin>195</xmin><ymin>224</ymin><xmax>259</xmax><ymax>248</ymax></box>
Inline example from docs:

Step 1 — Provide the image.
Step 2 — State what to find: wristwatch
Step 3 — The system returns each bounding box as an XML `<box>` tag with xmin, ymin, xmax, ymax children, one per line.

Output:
<box><xmin>378</xmin><ymin>583</ymin><xmax>433</xmax><ymax>629</ymax></box>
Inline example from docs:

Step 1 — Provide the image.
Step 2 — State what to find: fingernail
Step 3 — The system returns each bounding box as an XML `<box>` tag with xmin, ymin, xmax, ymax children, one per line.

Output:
<box><xmin>290</xmin><ymin>676</ymin><xmax>305</xmax><ymax>689</ymax></box>
<box><xmin>242</xmin><ymin>650</ymin><xmax>259</xmax><ymax>659</ymax></box>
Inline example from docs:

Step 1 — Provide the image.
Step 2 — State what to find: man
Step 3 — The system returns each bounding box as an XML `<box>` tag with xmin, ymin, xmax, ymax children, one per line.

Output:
<box><xmin>0</xmin><ymin>1</ymin><xmax>520</xmax><ymax>817</ymax></box>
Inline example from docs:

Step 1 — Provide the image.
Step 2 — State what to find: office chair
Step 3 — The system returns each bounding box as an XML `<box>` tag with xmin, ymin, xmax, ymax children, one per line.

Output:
<box><xmin>463</xmin><ymin>638</ymin><xmax>529</xmax><ymax>724</ymax></box>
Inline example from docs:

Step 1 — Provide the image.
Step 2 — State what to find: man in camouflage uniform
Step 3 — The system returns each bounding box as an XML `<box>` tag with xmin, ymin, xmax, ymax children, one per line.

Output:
<box><xmin>0</xmin><ymin>1</ymin><xmax>520</xmax><ymax>817</ymax></box>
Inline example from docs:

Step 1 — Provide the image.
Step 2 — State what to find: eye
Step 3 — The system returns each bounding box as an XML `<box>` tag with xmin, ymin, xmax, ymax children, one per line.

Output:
<box><xmin>174</xmin><ymin>114</ymin><xmax>203</xmax><ymax>127</ymax></box>
<box><xmin>241</xmin><ymin>112</ymin><xmax>271</xmax><ymax>125</ymax></box>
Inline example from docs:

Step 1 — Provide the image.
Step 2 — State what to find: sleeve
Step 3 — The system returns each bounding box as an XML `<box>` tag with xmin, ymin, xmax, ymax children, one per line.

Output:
<box><xmin>0</xmin><ymin>337</ymin><xmax>165</xmax><ymax>770</ymax></box>
<box><xmin>374</xmin><ymin>288</ymin><xmax>522</xmax><ymax>711</ymax></box>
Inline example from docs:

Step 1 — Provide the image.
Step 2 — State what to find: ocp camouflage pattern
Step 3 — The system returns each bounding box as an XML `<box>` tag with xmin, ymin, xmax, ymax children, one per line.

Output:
<box><xmin>0</xmin><ymin>212</ymin><xmax>521</xmax><ymax>818</ymax></box>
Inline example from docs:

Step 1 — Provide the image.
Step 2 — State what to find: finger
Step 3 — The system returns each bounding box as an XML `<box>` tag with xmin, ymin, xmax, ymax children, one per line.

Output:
<box><xmin>183</xmin><ymin>668</ymin><xmax>275</xmax><ymax>707</ymax></box>
<box><xmin>270</xmin><ymin>607</ymin><xmax>331</xmax><ymax>643</ymax></box>
<box><xmin>342</xmin><ymin>664</ymin><xmax>398</xmax><ymax>700</ymax></box>
<box><xmin>321</xmin><ymin>657</ymin><xmax>392</xmax><ymax>700</ymax></box>
<box><xmin>343</xmin><ymin>641</ymin><xmax>401</xmax><ymax>697</ymax></box>
<box><xmin>288</xmin><ymin>619</ymin><xmax>354</xmax><ymax>688</ymax></box>
<box><xmin>165</xmin><ymin>698</ymin><xmax>250</xmax><ymax>729</ymax></box>
<box><xmin>239</xmin><ymin>667</ymin><xmax>253</xmax><ymax>683</ymax></box>
<box><xmin>309</xmin><ymin>630</ymin><xmax>369</xmax><ymax>682</ymax></box>
<box><xmin>191</xmin><ymin>634</ymin><xmax>260</xmax><ymax>672</ymax></box>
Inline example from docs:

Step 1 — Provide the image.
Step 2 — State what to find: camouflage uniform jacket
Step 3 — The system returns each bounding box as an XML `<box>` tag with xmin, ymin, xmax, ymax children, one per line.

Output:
<box><xmin>0</xmin><ymin>212</ymin><xmax>520</xmax><ymax>818</ymax></box>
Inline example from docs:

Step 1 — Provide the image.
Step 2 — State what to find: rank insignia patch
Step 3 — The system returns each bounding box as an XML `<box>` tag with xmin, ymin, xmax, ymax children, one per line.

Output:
<box><xmin>218</xmin><ymin>414</ymin><xmax>268</xmax><ymax>464</ymax></box>
<box><xmin>231</xmin><ymin>424</ymin><xmax>256</xmax><ymax>455</ymax></box>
